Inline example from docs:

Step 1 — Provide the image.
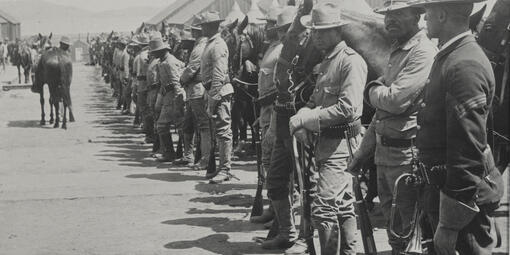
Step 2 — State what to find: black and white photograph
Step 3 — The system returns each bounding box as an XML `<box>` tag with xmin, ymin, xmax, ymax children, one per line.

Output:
<box><xmin>0</xmin><ymin>0</ymin><xmax>508</xmax><ymax>254</ymax></box>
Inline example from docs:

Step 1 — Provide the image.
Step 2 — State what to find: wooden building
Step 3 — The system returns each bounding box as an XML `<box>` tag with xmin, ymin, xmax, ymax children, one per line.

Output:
<box><xmin>0</xmin><ymin>9</ymin><xmax>20</xmax><ymax>41</ymax></box>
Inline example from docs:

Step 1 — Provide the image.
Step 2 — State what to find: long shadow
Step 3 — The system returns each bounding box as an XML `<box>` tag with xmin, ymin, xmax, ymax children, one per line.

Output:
<box><xmin>126</xmin><ymin>172</ymin><xmax>204</xmax><ymax>182</ymax></box>
<box><xmin>186</xmin><ymin>208</ymin><xmax>250</xmax><ymax>215</ymax></box>
<box><xmin>162</xmin><ymin>217</ymin><xmax>263</xmax><ymax>233</ymax></box>
<box><xmin>194</xmin><ymin>182</ymin><xmax>257</xmax><ymax>195</ymax></box>
<box><xmin>7</xmin><ymin>120</ymin><xmax>57</xmax><ymax>129</ymax></box>
<box><xmin>164</xmin><ymin>233</ymin><xmax>281</xmax><ymax>254</ymax></box>
<box><xmin>190</xmin><ymin>194</ymin><xmax>255</xmax><ymax>208</ymax></box>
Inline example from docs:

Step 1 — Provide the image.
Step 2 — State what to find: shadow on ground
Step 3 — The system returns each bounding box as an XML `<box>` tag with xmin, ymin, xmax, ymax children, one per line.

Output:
<box><xmin>7</xmin><ymin>120</ymin><xmax>56</xmax><ymax>129</ymax></box>
<box><xmin>164</xmin><ymin>233</ymin><xmax>281</xmax><ymax>255</ymax></box>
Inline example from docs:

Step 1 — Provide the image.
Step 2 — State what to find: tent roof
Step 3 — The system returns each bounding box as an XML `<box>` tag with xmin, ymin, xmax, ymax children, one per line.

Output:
<box><xmin>166</xmin><ymin>0</ymin><xmax>216</xmax><ymax>25</ymax></box>
<box><xmin>225</xmin><ymin>1</ymin><xmax>246</xmax><ymax>23</ymax></box>
<box><xmin>246</xmin><ymin>0</ymin><xmax>265</xmax><ymax>24</ymax></box>
<box><xmin>145</xmin><ymin>0</ymin><xmax>189</xmax><ymax>25</ymax></box>
<box><xmin>0</xmin><ymin>9</ymin><xmax>20</xmax><ymax>24</ymax></box>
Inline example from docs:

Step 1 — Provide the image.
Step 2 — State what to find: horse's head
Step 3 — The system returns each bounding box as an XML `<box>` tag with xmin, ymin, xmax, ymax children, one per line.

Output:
<box><xmin>477</xmin><ymin>0</ymin><xmax>510</xmax><ymax>59</ymax></box>
<box><xmin>37</xmin><ymin>33</ymin><xmax>53</xmax><ymax>50</ymax></box>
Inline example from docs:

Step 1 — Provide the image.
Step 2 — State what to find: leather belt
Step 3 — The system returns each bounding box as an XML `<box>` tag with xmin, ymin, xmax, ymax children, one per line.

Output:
<box><xmin>379</xmin><ymin>135</ymin><xmax>415</xmax><ymax>148</ymax></box>
<box><xmin>321</xmin><ymin>119</ymin><xmax>362</xmax><ymax>139</ymax></box>
<box><xmin>137</xmin><ymin>75</ymin><xmax>147</xmax><ymax>81</ymax></box>
<box><xmin>274</xmin><ymin>101</ymin><xmax>296</xmax><ymax>115</ymax></box>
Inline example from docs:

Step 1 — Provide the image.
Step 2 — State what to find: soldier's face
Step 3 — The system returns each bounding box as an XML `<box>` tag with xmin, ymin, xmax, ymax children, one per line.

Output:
<box><xmin>312</xmin><ymin>28</ymin><xmax>341</xmax><ymax>51</ymax></box>
<box><xmin>384</xmin><ymin>9</ymin><xmax>420</xmax><ymax>41</ymax></box>
<box><xmin>424</xmin><ymin>7</ymin><xmax>444</xmax><ymax>39</ymax></box>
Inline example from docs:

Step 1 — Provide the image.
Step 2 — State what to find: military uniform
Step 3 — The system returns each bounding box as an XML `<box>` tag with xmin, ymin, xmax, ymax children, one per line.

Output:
<box><xmin>156</xmin><ymin>52</ymin><xmax>185</xmax><ymax>159</ymax></box>
<box><xmin>200</xmin><ymin>32</ymin><xmax>234</xmax><ymax>175</ymax></box>
<box><xmin>181</xmin><ymin>36</ymin><xmax>208</xmax><ymax>166</ymax></box>
<box><xmin>112</xmin><ymin>47</ymin><xmax>122</xmax><ymax>96</ymax></box>
<box><xmin>258</xmin><ymin>40</ymin><xmax>282</xmax><ymax>173</ymax></box>
<box><xmin>135</xmin><ymin>47</ymin><xmax>151</xmax><ymax>138</ymax></box>
<box><xmin>416</xmin><ymin>32</ymin><xmax>503</xmax><ymax>254</ymax></box>
<box><xmin>290</xmin><ymin>41</ymin><xmax>367</xmax><ymax>254</ymax></box>
<box><xmin>357</xmin><ymin>29</ymin><xmax>437</xmax><ymax>252</ymax></box>
<box><xmin>147</xmin><ymin>57</ymin><xmax>161</xmax><ymax>149</ymax></box>
<box><xmin>119</xmin><ymin>47</ymin><xmax>131</xmax><ymax>111</ymax></box>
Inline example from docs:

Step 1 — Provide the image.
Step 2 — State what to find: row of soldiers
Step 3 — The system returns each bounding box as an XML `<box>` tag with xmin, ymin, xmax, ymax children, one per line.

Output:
<box><xmin>99</xmin><ymin>0</ymin><xmax>504</xmax><ymax>254</ymax></box>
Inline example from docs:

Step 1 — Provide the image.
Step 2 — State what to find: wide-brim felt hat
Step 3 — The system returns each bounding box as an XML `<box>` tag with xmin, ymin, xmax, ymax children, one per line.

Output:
<box><xmin>300</xmin><ymin>2</ymin><xmax>350</xmax><ymax>30</ymax></box>
<box><xmin>374</xmin><ymin>0</ymin><xmax>426</xmax><ymax>14</ymax></box>
<box><xmin>149</xmin><ymin>37</ymin><xmax>170</xmax><ymax>53</ymax></box>
<box><xmin>258</xmin><ymin>7</ymin><xmax>282</xmax><ymax>22</ymax></box>
<box><xmin>268</xmin><ymin>6</ymin><xmax>296</xmax><ymax>31</ymax></box>
<box><xmin>180</xmin><ymin>30</ymin><xmax>195</xmax><ymax>42</ymax></box>
<box><xmin>60</xmin><ymin>36</ymin><xmax>71</xmax><ymax>45</ymax></box>
<box><xmin>132</xmin><ymin>33</ymin><xmax>150</xmax><ymax>45</ymax></box>
<box><xmin>407</xmin><ymin>0</ymin><xmax>486</xmax><ymax>7</ymax></box>
<box><xmin>196</xmin><ymin>11</ymin><xmax>225</xmax><ymax>26</ymax></box>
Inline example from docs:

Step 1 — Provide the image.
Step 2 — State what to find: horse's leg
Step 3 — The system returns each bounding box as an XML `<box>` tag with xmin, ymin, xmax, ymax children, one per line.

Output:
<box><xmin>231</xmin><ymin>98</ymin><xmax>240</xmax><ymax>147</ymax></box>
<box><xmin>62</xmin><ymin>100</ymin><xmax>67</xmax><ymax>130</ymax></box>
<box><xmin>53</xmin><ymin>98</ymin><xmax>60</xmax><ymax>128</ymax></box>
<box><xmin>24</xmin><ymin>67</ymin><xmax>30</xmax><ymax>84</ymax></box>
<box><xmin>49</xmin><ymin>99</ymin><xmax>54</xmax><ymax>124</ymax></box>
<box><xmin>39</xmin><ymin>91</ymin><xmax>45</xmax><ymax>125</ymax></box>
<box><xmin>17</xmin><ymin>65</ymin><xmax>21</xmax><ymax>84</ymax></box>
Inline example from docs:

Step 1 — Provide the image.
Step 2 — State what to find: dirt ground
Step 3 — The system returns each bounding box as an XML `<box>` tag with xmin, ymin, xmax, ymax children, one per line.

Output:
<box><xmin>0</xmin><ymin>64</ymin><xmax>508</xmax><ymax>255</ymax></box>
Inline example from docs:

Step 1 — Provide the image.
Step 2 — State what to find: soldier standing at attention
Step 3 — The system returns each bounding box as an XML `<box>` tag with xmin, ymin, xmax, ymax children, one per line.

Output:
<box><xmin>133</xmin><ymin>34</ymin><xmax>152</xmax><ymax>142</ymax></box>
<box><xmin>346</xmin><ymin>1</ymin><xmax>437</xmax><ymax>254</ymax></box>
<box><xmin>289</xmin><ymin>3</ymin><xmax>367</xmax><ymax>254</ymax></box>
<box><xmin>112</xmin><ymin>37</ymin><xmax>122</xmax><ymax>107</ymax></box>
<box><xmin>149</xmin><ymin>36</ymin><xmax>185</xmax><ymax>162</ymax></box>
<box><xmin>146</xmin><ymin>33</ymin><xmax>163</xmax><ymax>155</ymax></box>
<box><xmin>198</xmin><ymin>11</ymin><xmax>235</xmax><ymax>184</ymax></box>
<box><xmin>248</xmin><ymin>7</ymin><xmax>283</xmax><ymax>226</ymax></box>
<box><xmin>178</xmin><ymin>26</ymin><xmax>209</xmax><ymax>169</ymax></box>
<box><xmin>406</xmin><ymin>0</ymin><xmax>504</xmax><ymax>254</ymax></box>
<box><xmin>119</xmin><ymin>37</ymin><xmax>131</xmax><ymax>114</ymax></box>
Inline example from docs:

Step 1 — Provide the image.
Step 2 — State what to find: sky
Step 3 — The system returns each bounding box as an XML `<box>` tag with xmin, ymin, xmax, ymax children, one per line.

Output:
<box><xmin>0</xmin><ymin>0</ymin><xmax>172</xmax><ymax>12</ymax></box>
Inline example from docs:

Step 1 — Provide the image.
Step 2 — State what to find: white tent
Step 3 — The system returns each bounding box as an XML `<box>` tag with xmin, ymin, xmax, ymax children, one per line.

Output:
<box><xmin>246</xmin><ymin>0</ymin><xmax>266</xmax><ymax>24</ymax></box>
<box><xmin>225</xmin><ymin>1</ymin><xmax>246</xmax><ymax>23</ymax></box>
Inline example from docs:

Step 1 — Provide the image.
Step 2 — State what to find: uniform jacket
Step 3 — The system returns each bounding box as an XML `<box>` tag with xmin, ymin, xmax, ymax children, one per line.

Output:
<box><xmin>113</xmin><ymin>48</ymin><xmax>121</xmax><ymax>69</ymax></box>
<box><xmin>181</xmin><ymin>37</ymin><xmax>207</xmax><ymax>100</ymax></box>
<box><xmin>135</xmin><ymin>48</ymin><xmax>149</xmax><ymax>92</ymax></box>
<box><xmin>120</xmin><ymin>48</ymin><xmax>130</xmax><ymax>80</ymax></box>
<box><xmin>147</xmin><ymin>57</ymin><xmax>160</xmax><ymax>89</ymax></box>
<box><xmin>258</xmin><ymin>40</ymin><xmax>283</xmax><ymax>101</ymax></box>
<box><xmin>416</xmin><ymin>34</ymin><xmax>500</xmax><ymax>210</ymax></box>
<box><xmin>157</xmin><ymin>52</ymin><xmax>184</xmax><ymax>93</ymax></box>
<box><xmin>200</xmin><ymin>33</ymin><xmax>233</xmax><ymax>100</ymax></box>
<box><xmin>357</xmin><ymin>30</ymin><xmax>437</xmax><ymax>166</ymax></box>
<box><xmin>305</xmin><ymin>41</ymin><xmax>367</xmax><ymax>162</ymax></box>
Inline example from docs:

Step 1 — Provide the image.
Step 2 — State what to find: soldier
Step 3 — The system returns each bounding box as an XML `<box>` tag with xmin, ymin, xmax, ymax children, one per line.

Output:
<box><xmin>259</xmin><ymin>6</ymin><xmax>300</xmax><ymax>251</ymax></box>
<box><xmin>248</xmin><ymin>6</ymin><xmax>282</xmax><ymax>226</ymax></box>
<box><xmin>150</xmin><ymin>36</ymin><xmax>185</xmax><ymax>162</ymax></box>
<box><xmin>132</xmin><ymin>34</ymin><xmax>152</xmax><ymax>141</ymax></box>
<box><xmin>406</xmin><ymin>0</ymin><xmax>504</xmax><ymax>254</ymax></box>
<box><xmin>118</xmin><ymin>37</ymin><xmax>131</xmax><ymax>114</ymax></box>
<box><xmin>198</xmin><ymin>11</ymin><xmax>235</xmax><ymax>184</ymax></box>
<box><xmin>59</xmin><ymin>36</ymin><xmax>71</xmax><ymax>52</ymax></box>
<box><xmin>290</xmin><ymin>3</ymin><xmax>368</xmax><ymax>254</ymax></box>
<box><xmin>146</xmin><ymin>32</ymin><xmax>163</xmax><ymax>155</ymax></box>
<box><xmin>346</xmin><ymin>1</ymin><xmax>437</xmax><ymax>254</ymax></box>
<box><xmin>177</xmin><ymin>26</ymin><xmax>209</xmax><ymax>168</ymax></box>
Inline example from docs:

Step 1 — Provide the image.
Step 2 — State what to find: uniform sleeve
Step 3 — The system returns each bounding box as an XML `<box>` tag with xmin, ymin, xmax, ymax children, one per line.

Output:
<box><xmin>354</xmin><ymin>116</ymin><xmax>377</xmax><ymax>159</ymax></box>
<box><xmin>208</xmin><ymin>44</ymin><xmax>229</xmax><ymax>98</ymax></box>
<box><xmin>122</xmin><ymin>54</ymin><xmax>130</xmax><ymax>79</ymax></box>
<box><xmin>181</xmin><ymin>44</ymin><xmax>202</xmax><ymax>85</ymax></box>
<box><xmin>367</xmin><ymin>45</ymin><xmax>436</xmax><ymax>114</ymax></box>
<box><xmin>317</xmin><ymin>54</ymin><xmax>367</xmax><ymax>126</ymax></box>
<box><xmin>444</xmin><ymin>60</ymin><xmax>492</xmax><ymax>205</ymax></box>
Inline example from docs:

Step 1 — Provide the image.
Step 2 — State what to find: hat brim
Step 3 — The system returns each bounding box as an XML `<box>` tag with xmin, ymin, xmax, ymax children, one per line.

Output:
<box><xmin>197</xmin><ymin>19</ymin><xmax>225</xmax><ymax>26</ymax></box>
<box><xmin>149</xmin><ymin>45</ymin><xmax>171</xmax><ymax>53</ymax></box>
<box><xmin>300</xmin><ymin>15</ymin><xmax>350</xmax><ymax>30</ymax></box>
<box><xmin>191</xmin><ymin>26</ymin><xmax>202</xmax><ymax>31</ymax></box>
<box><xmin>60</xmin><ymin>41</ymin><xmax>71</xmax><ymax>45</ymax></box>
<box><xmin>407</xmin><ymin>0</ymin><xmax>485</xmax><ymax>7</ymax></box>
<box><xmin>267</xmin><ymin>23</ymin><xmax>291</xmax><ymax>32</ymax></box>
<box><xmin>374</xmin><ymin>4</ymin><xmax>425</xmax><ymax>14</ymax></box>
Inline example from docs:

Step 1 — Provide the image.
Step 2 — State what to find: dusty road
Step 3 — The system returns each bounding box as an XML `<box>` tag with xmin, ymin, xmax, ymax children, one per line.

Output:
<box><xmin>0</xmin><ymin>64</ymin><xmax>507</xmax><ymax>255</ymax></box>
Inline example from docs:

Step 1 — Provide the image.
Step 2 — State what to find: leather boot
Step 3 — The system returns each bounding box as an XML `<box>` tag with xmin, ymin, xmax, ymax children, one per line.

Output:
<box><xmin>262</xmin><ymin>198</ymin><xmax>297</xmax><ymax>250</ymax></box>
<box><xmin>174</xmin><ymin>132</ymin><xmax>194</xmax><ymax>165</ymax></box>
<box><xmin>195</xmin><ymin>128</ymin><xmax>211</xmax><ymax>170</ymax></box>
<box><xmin>250</xmin><ymin>204</ymin><xmax>275</xmax><ymax>224</ymax></box>
<box><xmin>317</xmin><ymin>223</ymin><xmax>341</xmax><ymax>255</ymax></box>
<box><xmin>285</xmin><ymin>238</ymin><xmax>309</xmax><ymax>255</ymax></box>
<box><xmin>156</xmin><ymin>133</ymin><xmax>175</xmax><ymax>162</ymax></box>
<box><xmin>217</xmin><ymin>137</ymin><xmax>232</xmax><ymax>173</ymax></box>
<box><xmin>339</xmin><ymin>216</ymin><xmax>357</xmax><ymax>255</ymax></box>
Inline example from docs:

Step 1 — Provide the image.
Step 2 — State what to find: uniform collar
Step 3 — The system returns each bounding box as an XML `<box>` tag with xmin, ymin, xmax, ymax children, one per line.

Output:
<box><xmin>435</xmin><ymin>33</ymin><xmax>476</xmax><ymax>61</ymax></box>
<box><xmin>208</xmin><ymin>33</ymin><xmax>221</xmax><ymax>42</ymax></box>
<box><xmin>325</xmin><ymin>41</ymin><xmax>348</xmax><ymax>60</ymax></box>
<box><xmin>439</xmin><ymin>30</ymin><xmax>471</xmax><ymax>51</ymax></box>
<box><xmin>392</xmin><ymin>29</ymin><xmax>427</xmax><ymax>51</ymax></box>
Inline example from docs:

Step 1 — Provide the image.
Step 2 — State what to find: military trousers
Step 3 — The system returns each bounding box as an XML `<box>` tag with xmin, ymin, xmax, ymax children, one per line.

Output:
<box><xmin>260</xmin><ymin>105</ymin><xmax>276</xmax><ymax>174</ymax></box>
<box><xmin>266</xmin><ymin>112</ymin><xmax>293</xmax><ymax>200</ymax></box>
<box><xmin>211</xmin><ymin>95</ymin><xmax>233</xmax><ymax>171</ymax></box>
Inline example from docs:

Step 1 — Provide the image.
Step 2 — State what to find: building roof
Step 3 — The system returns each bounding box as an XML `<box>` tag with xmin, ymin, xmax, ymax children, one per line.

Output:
<box><xmin>0</xmin><ymin>9</ymin><xmax>20</xmax><ymax>24</ymax></box>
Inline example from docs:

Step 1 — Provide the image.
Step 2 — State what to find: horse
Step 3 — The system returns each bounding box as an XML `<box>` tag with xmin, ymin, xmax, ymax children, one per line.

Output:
<box><xmin>11</xmin><ymin>41</ymin><xmax>33</xmax><ymax>84</ymax></box>
<box><xmin>476</xmin><ymin>0</ymin><xmax>510</xmax><ymax>172</ymax></box>
<box><xmin>223</xmin><ymin>16</ymin><xmax>266</xmax><ymax>151</ymax></box>
<box><xmin>32</xmin><ymin>33</ymin><xmax>75</xmax><ymax>129</ymax></box>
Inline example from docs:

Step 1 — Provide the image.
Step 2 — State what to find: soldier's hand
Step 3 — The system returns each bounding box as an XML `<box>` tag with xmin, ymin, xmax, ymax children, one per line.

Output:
<box><xmin>294</xmin><ymin>129</ymin><xmax>312</xmax><ymax>146</ymax></box>
<box><xmin>434</xmin><ymin>227</ymin><xmax>459</xmax><ymax>255</ymax></box>
<box><xmin>346</xmin><ymin>156</ymin><xmax>362</xmax><ymax>176</ymax></box>
<box><xmin>244</xmin><ymin>60</ymin><xmax>257</xmax><ymax>73</ymax></box>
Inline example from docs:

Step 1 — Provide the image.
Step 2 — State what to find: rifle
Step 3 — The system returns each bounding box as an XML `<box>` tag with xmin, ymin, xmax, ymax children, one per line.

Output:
<box><xmin>206</xmin><ymin>117</ymin><xmax>216</xmax><ymax>176</ymax></box>
<box><xmin>344</xmin><ymin>129</ymin><xmax>377</xmax><ymax>255</ymax></box>
<box><xmin>292</xmin><ymin>137</ymin><xmax>316</xmax><ymax>255</ymax></box>
<box><xmin>250</xmin><ymin>99</ymin><xmax>264</xmax><ymax>218</ymax></box>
